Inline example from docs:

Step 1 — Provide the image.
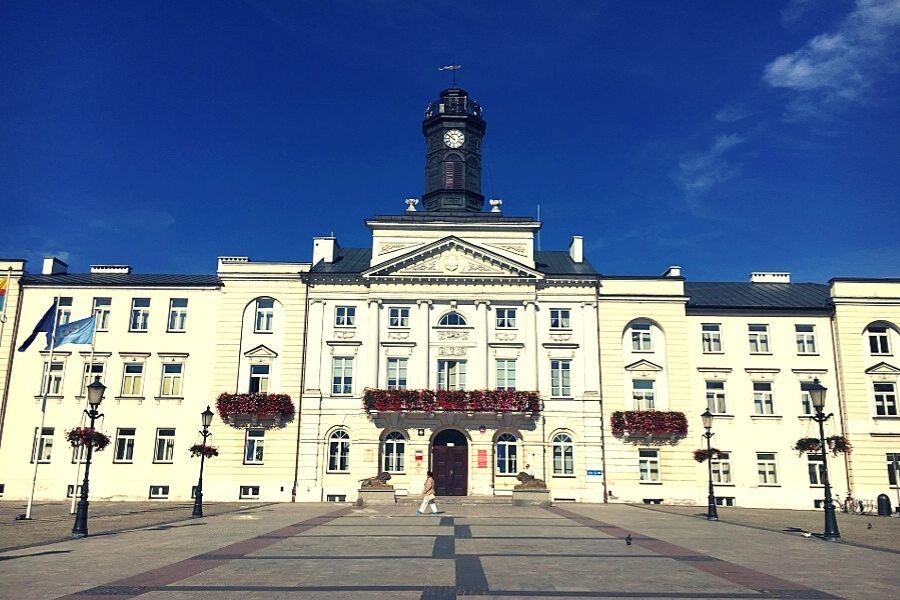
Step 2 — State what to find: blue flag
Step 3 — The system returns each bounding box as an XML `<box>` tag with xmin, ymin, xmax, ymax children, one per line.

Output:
<box><xmin>18</xmin><ymin>303</ymin><xmax>56</xmax><ymax>352</ymax></box>
<box><xmin>50</xmin><ymin>315</ymin><xmax>96</xmax><ymax>349</ymax></box>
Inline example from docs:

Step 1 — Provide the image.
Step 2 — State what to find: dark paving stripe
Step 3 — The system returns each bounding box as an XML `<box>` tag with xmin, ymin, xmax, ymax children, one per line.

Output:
<box><xmin>455</xmin><ymin>555</ymin><xmax>489</xmax><ymax>594</ymax></box>
<box><xmin>433</xmin><ymin>536</ymin><xmax>456</xmax><ymax>558</ymax></box>
<box><xmin>421</xmin><ymin>586</ymin><xmax>457</xmax><ymax>599</ymax></box>
<box><xmin>548</xmin><ymin>507</ymin><xmax>842</xmax><ymax>600</ymax></box>
<box><xmin>439</xmin><ymin>516</ymin><xmax>454</xmax><ymax>526</ymax></box>
<box><xmin>454</xmin><ymin>524</ymin><xmax>473</xmax><ymax>538</ymax></box>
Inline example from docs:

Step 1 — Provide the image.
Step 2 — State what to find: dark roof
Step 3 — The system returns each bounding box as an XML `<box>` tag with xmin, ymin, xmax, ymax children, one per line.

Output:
<box><xmin>534</xmin><ymin>251</ymin><xmax>598</xmax><ymax>276</ymax></box>
<box><xmin>309</xmin><ymin>248</ymin><xmax>373</xmax><ymax>274</ymax></box>
<box><xmin>685</xmin><ymin>282</ymin><xmax>830</xmax><ymax>310</ymax></box>
<box><xmin>21</xmin><ymin>273</ymin><xmax>222</xmax><ymax>287</ymax></box>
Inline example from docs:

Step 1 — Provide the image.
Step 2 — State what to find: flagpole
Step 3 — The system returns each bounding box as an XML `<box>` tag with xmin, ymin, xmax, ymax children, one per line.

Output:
<box><xmin>25</xmin><ymin>296</ymin><xmax>60</xmax><ymax>520</ymax></box>
<box><xmin>70</xmin><ymin>331</ymin><xmax>96</xmax><ymax>514</ymax></box>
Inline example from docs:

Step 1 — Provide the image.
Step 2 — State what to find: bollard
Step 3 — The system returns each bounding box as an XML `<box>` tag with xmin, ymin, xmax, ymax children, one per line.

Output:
<box><xmin>876</xmin><ymin>493</ymin><xmax>892</xmax><ymax>517</ymax></box>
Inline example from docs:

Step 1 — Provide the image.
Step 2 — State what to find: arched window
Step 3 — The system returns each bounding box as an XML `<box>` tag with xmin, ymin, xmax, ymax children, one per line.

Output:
<box><xmin>496</xmin><ymin>433</ymin><xmax>517</xmax><ymax>475</ymax></box>
<box><xmin>382</xmin><ymin>431</ymin><xmax>405</xmax><ymax>473</ymax></box>
<box><xmin>439</xmin><ymin>312</ymin><xmax>467</xmax><ymax>327</ymax></box>
<box><xmin>865</xmin><ymin>322</ymin><xmax>894</xmax><ymax>356</ymax></box>
<box><xmin>552</xmin><ymin>433</ymin><xmax>574</xmax><ymax>475</ymax></box>
<box><xmin>328</xmin><ymin>430</ymin><xmax>350</xmax><ymax>472</ymax></box>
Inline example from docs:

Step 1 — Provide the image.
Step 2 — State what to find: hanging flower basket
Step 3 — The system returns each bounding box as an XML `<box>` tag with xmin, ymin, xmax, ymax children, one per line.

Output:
<box><xmin>189</xmin><ymin>444</ymin><xmax>219</xmax><ymax>458</ymax></box>
<box><xmin>794</xmin><ymin>436</ymin><xmax>852</xmax><ymax>456</ymax></box>
<box><xmin>363</xmin><ymin>389</ymin><xmax>541</xmax><ymax>414</ymax></box>
<box><xmin>693</xmin><ymin>448</ymin><xmax>722</xmax><ymax>463</ymax></box>
<box><xmin>611</xmin><ymin>411</ymin><xmax>688</xmax><ymax>440</ymax></box>
<box><xmin>216</xmin><ymin>393</ymin><xmax>295</xmax><ymax>429</ymax></box>
<box><xmin>65</xmin><ymin>427</ymin><xmax>111</xmax><ymax>451</ymax></box>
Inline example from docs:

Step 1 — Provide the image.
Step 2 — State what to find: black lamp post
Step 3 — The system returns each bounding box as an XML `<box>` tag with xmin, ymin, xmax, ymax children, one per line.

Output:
<box><xmin>809</xmin><ymin>378</ymin><xmax>840</xmax><ymax>541</ymax></box>
<box><xmin>72</xmin><ymin>376</ymin><xmax>106</xmax><ymax>538</ymax></box>
<box><xmin>192</xmin><ymin>405</ymin><xmax>214</xmax><ymax>518</ymax></box>
<box><xmin>701</xmin><ymin>409</ymin><xmax>718</xmax><ymax>521</ymax></box>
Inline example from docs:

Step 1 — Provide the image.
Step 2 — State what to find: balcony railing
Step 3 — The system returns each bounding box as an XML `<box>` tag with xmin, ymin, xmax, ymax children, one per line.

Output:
<box><xmin>364</xmin><ymin>389</ymin><xmax>540</xmax><ymax>414</ymax></box>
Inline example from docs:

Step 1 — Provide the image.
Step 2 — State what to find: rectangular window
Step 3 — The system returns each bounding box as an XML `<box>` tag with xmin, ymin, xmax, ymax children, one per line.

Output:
<box><xmin>72</xmin><ymin>442</ymin><xmax>86</xmax><ymax>464</ymax></box>
<box><xmin>249</xmin><ymin>364</ymin><xmax>270</xmax><ymax>394</ymax></box>
<box><xmin>255</xmin><ymin>298</ymin><xmax>274</xmax><ymax>333</ymax></box>
<box><xmin>93</xmin><ymin>297</ymin><xmax>111</xmax><ymax>332</ymax></box>
<box><xmin>335</xmin><ymin>306</ymin><xmax>356</xmax><ymax>327</ymax></box>
<box><xmin>386</xmin><ymin>358</ymin><xmax>408</xmax><ymax>390</ymax></box>
<box><xmin>869</xmin><ymin>326</ymin><xmax>891</xmax><ymax>355</ymax></box>
<box><xmin>41</xmin><ymin>362</ymin><xmax>65</xmax><ymax>395</ymax></box>
<box><xmin>550</xmin><ymin>360</ymin><xmax>572</xmax><ymax>397</ymax></box>
<box><xmin>57</xmin><ymin>297</ymin><xmax>73</xmax><ymax>325</ymax></box>
<box><xmin>149</xmin><ymin>485</ymin><xmax>169</xmax><ymax>499</ymax></box>
<box><xmin>331</xmin><ymin>357</ymin><xmax>353</xmax><ymax>395</ymax></box>
<box><xmin>639</xmin><ymin>449</ymin><xmax>660</xmax><ymax>482</ymax></box>
<box><xmin>715</xmin><ymin>497</ymin><xmax>735</xmax><ymax>507</ymax></box>
<box><xmin>632</xmin><ymin>379</ymin><xmax>655</xmax><ymax>410</ymax></box>
<box><xmin>706</xmin><ymin>380</ymin><xmax>727</xmax><ymax>414</ymax></box>
<box><xmin>114</xmin><ymin>428</ymin><xmax>136</xmax><ymax>463</ymax></box>
<box><xmin>496</xmin><ymin>308</ymin><xmax>517</xmax><ymax>329</ymax></box>
<box><xmin>154</xmin><ymin>428</ymin><xmax>176</xmax><ymax>463</ymax></box>
<box><xmin>701</xmin><ymin>323</ymin><xmax>722</xmax><ymax>353</ymax></box>
<box><xmin>753</xmin><ymin>382</ymin><xmax>774</xmax><ymax>415</ymax></box>
<box><xmin>81</xmin><ymin>362</ymin><xmax>104</xmax><ymax>396</ymax></box>
<box><xmin>711</xmin><ymin>451</ymin><xmax>731</xmax><ymax>484</ymax></box>
<box><xmin>807</xmin><ymin>454</ymin><xmax>826</xmax><ymax>486</ymax></box>
<box><xmin>795</xmin><ymin>324</ymin><xmax>817</xmax><ymax>354</ymax></box>
<box><xmin>167</xmin><ymin>298</ymin><xmax>188</xmax><ymax>332</ymax></box>
<box><xmin>130</xmin><ymin>298</ymin><xmax>150</xmax><ymax>332</ymax></box>
<box><xmin>496</xmin><ymin>359</ymin><xmax>517</xmax><ymax>391</ymax></box>
<box><xmin>437</xmin><ymin>359</ymin><xmax>467</xmax><ymax>391</ymax></box>
<box><xmin>239</xmin><ymin>485</ymin><xmax>261</xmax><ymax>499</ymax></box>
<box><xmin>66</xmin><ymin>484</ymin><xmax>84</xmax><ymax>498</ymax></box>
<box><xmin>631</xmin><ymin>323</ymin><xmax>653</xmax><ymax>352</ymax></box>
<box><xmin>160</xmin><ymin>363</ymin><xmax>184</xmax><ymax>397</ymax></box>
<box><xmin>756</xmin><ymin>452</ymin><xmax>778</xmax><ymax>485</ymax></box>
<box><xmin>748</xmin><ymin>324</ymin><xmax>770</xmax><ymax>354</ymax></box>
<box><xmin>550</xmin><ymin>308</ymin><xmax>570</xmax><ymax>330</ymax></box>
<box><xmin>121</xmin><ymin>363</ymin><xmax>144</xmax><ymax>396</ymax></box>
<box><xmin>388</xmin><ymin>307</ymin><xmax>409</xmax><ymax>328</ymax></box>
<box><xmin>244</xmin><ymin>429</ymin><xmax>265</xmax><ymax>464</ymax></box>
<box><xmin>31</xmin><ymin>427</ymin><xmax>54</xmax><ymax>463</ymax></box>
<box><xmin>887</xmin><ymin>453</ymin><xmax>900</xmax><ymax>487</ymax></box>
<box><xmin>874</xmin><ymin>382</ymin><xmax>898</xmax><ymax>416</ymax></box>
<box><xmin>800</xmin><ymin>381</ymin><xmax>814</xmax><ymax>415</ymax></box>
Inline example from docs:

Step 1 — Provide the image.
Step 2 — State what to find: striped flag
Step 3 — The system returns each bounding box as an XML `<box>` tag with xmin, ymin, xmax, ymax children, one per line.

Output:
<box><xmin>0</xmin><ymin>274</ymin><xmax>7</xmax><ymax>312</ymax></box>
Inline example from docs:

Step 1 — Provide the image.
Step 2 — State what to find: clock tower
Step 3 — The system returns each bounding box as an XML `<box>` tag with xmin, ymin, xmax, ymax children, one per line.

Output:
<box><xmin>421</xmin><ymin>88</ymin><xmax>486</xmax><ymax>212</ymax></box>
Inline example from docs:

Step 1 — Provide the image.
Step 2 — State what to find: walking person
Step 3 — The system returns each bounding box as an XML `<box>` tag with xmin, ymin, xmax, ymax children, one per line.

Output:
<box><xmin>417</xmin><ymin>470</ymin><xmax>439</xmax><ymax>515</ymax></box>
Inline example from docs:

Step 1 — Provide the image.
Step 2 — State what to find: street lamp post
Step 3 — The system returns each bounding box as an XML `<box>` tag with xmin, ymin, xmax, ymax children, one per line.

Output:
<box><xmin>701</xmin><ymin>409</ymin><xmax>718</xmax><ymax>521</ymax></box>
<box><xmin>808</xmin><ymin>378</ymin><xmax>840</xmax><ymax>541</ymax></box>
<box><xmin>72</xmin><ymin>376</ymin><xmax>106</xmax><ymax>538</ymax></box>
<box><xmin>192</xmin><ymin>406</ymin><xmax>215</xmax><ymax>518</ymax></box>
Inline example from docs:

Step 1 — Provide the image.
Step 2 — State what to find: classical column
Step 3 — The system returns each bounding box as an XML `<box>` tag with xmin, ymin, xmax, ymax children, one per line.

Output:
<box><xmin>476</xmin><ymin>300</ymin><xmax>491</xmax><ymax>389</ymax></box>
<box><xmin>524</xmin><ymin>301</ymin><xmax>539</xmax><ymax>392</ymax></box>
<box><xmin>368</xmin><ymin>299</ymin><xmax>382</xmax><ymax>388</ymax></box>
<box><xmin>417</xmin><ymin>300</ymin><xmax>432</xmax><ymax>389</ymax></box>
<box><xmin>306</xmin><ymin>299</ymin><xmax>326</xmax><ymax>393</ymax></box>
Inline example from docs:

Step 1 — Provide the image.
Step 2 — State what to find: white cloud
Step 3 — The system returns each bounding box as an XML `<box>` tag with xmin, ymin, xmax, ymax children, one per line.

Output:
<box><xmin>676</xmin><ymin>134</ymin><xmax>747</xmax><ymax>204</ymax></box>
<box><xmin>714</xmin><ymin>103</ymin><xmax>758</xmax><ymax>123</ymax></box>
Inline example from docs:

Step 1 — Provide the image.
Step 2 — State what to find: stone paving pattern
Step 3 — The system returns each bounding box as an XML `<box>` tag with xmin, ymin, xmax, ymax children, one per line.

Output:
<box><xmin>0</xmin><ymin>502</ymin><xmax>896</xmax><ymax>599</ymax></box>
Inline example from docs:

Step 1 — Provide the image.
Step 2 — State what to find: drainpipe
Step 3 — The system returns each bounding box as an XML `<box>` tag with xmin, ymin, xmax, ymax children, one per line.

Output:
<box><xmin>0</xmin><ymin>276</ymin><xmax>24</xmax><ymax>449</ymax></box>
<box><xmin>291</xmin><ymin>277</ymin><xmax>311</xmax><ymax>502</ymax></box>
<box><xmin>595</xmin><ymin>282</ymin><xmax>609</xmax><ymax>503</ymax></box>
<box><xmin>828</xmin><ymin>310</ymin><xmax>852</xmax><ymax>496</ymax></box>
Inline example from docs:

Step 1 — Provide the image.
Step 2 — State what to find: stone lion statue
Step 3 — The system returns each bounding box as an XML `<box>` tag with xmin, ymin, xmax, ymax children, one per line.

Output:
<box><xmin>514</xmin><ymin>471</ymin><xmax>547</xmax><ymax>490</ymax></box>
<box><xmin>359</xmin><ymin>471</ymin><xmax>393</xmax><ymax>489</ymax></box>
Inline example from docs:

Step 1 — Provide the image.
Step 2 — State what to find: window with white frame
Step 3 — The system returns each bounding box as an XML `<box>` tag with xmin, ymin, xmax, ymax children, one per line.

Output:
<box><xmin>748</xmin><ymin>324</ymin><xmax>770</xmax><ymax>354</ymax></box>
<box><xmin>249</xmin><ymin>364</ymin><xmax>270</xmax><ymax>394</ymax></box>
<box><xmin>239</xmin><ymin>485</ymin><xmax>260</xmax><ymax>499</ymax></box>
<box><xmin>66</xmin><ymin>484</ymin><xmax>84</xmax><ymax>498</ymax></box>
<box><xmin>388</xmin><ymin>307</ymin><xmax>409</xmax><ymax>328</ymax></box>
<box><xmin>81</xmin><ymin>362</ymin><xmax>104</xmax><ymax>396</ymax></box>
<box><xmin>57</xmin><ymin>297</ymin><xmax>72</xmax><ymax>325</ymax></box>
<box><xmin>382</xmin><ymin>431</ymin><xmax>405</xmax><ymax>473</ymax></box>
<box><xmin>332</xmin><ymin>357</ymin><xmax>353</xmax><ymax>395</ymax></box>
<box><xmin>552</xmin><ymin>433</ymin><xmax>574</xmax><ymax>475</ymax></box>
<box><xmin>868</xmin><ymin>326</ymin><xmax>891</xmax><ymax>355</ymax></box>
<box><xmin>756</xmin><ymin>452</ymin><xmax>778</xmax><ymax>484</ymax></box>
<box><xmin>496</xmin><ymin>308</ymin><xmax>517</xmax><ymax>329</ymax></box>
<box><xmin>244</xmin><ymin>429</ymin><xmax>265</xmax><ymax>464</ymax></box>
<box><xmin>495</xmin><ymin>433</ymin><xmax>518</xmax><ymax>475</ymax></box>
<box><xmin>701</xmin><ymin>323</ymin><xmax>722</xmax><ymax>353</ymax></box>
<box><xmin>639</xmin><ymin>449</ymin><xmax>660</xmax><ymax>482</ymax></box>
<box><xmin>438</xmin><ymin>312</ymin><xmax>467</xmax><ymax>327</ymax></box>
<box><xmin>887</xmin><ymin>453</ymin><xmax>900</xmax><ymax>487</ymax></box>
<box><xmin>167</xmin><ymin>298</ymin><xmax>188</xmax><ymax>332</ymax></box>
<box><xmin>753</xmin><ymin>381</ymin><xmax>774</xmax><ymax>415</ymax></box>
<box><xmin>632</xmin><ymin>379</ymin><xmax>655</xmax><ymax>410</ymax></box>
<box><xmin>41</xmin><ymin>362</ymin><xmax>64</xmax><ymax>395</ymax></box>
<box><xmin>550</xmin><ymin>359</ymin><xmax>571</xmax><ymax>397</ymax></box>
<box><xmin>154</xmin><ymin>428</ymin><xmax>176</xmax><ymax>463</ymax></box>
<box><xmin>93</xmin><ymin>297</ymin><xmax>111</xmax><ymax>331</ymax></box>
<box><xmin>800</xmin><ymin>381</ymin><xmax>814</xmax><ymax>415</ymax></box>
<box><xmin>328</xmin><ymin>430</ymin><xmax>350</xmax><ymax>472</ymax></box>
<box><xmin>254</xmin><ymin>298</ymin><xmax>274</xmax><ymax>333</ymax></box>
<box><xmin>114</xmin><ymin>428</ymin><xmax>136</xmax><ymax>463</ymax></box>
<box><xmin>496</xmin><ymin>359</ymin><xmax>516</xmax><ymax>391</ymax></box>
<box><xmin>160</xmin><ymin>363</ymin><xmax>184</xmax><ymax>397</ymax></box>
<box><xmin>149</xmin><ymin>485</ymin><xmax>169</xmax><ymax>499</ymax></box>
<box><xmin>711</xmin><ymin>451</ymin><xmax>731</xmax><ymax>484</ymax></box>
<box><xmin>706</xmin><ymin>380</ymin><xmax>726</xmax><ymax>414</ymax></box>
<box><xmin>807</xmin><ymin>454</ymin><xmax>826</xmax><ymax>485</ymax></box>
<box><xmin>121</xmin><ymin>363</ymin><xmax>144</xmax><ymax>396</ymax></box>
<box><xmin>31</xmin><ymin>427</ymin><xmax>54</xmax><ymax>463</ymax></box>
<box><xmin>874</xmin><ymin>382</ymin><xmax>898</xmax><ymax>416</ymax></box>
<box><xmin>130</xmin><ymin>298</ymin><xmax>150</xmax><ymax>332</ymax></box>
<box><xmin>631</xmin><ymin>322</ymin><xmax>653</xmax><ymax>352</ymax></box>
<box><xmin>386</xmin><ymin>358</ymin><xmax>407</xmax><ymax>390</ymax></box>
<box><xmin>795</xmin><ymin>324</ymin><xmax>817</xmax><ymax>354</ymax></box>
<box><xmin>437</xmin><ymin>359</ymin><xmax>466</xmax><ymax>391</ymax></box>
<box><xmin>550</xmin><ymin>308</ymin><xmax>570</xmax><ymax>330</ymax></box>
<box><xmin>335</xmin><ymin>306</ymin><xmax>356</xmax><ymax>327</ymax></box>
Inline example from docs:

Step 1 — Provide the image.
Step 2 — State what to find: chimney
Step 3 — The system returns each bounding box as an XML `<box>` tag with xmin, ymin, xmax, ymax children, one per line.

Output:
<box><xmin>750</xmin><ymin>272</ymin><xmax>791</xmax><ymax>283</ymax></box>
<box><xmin>663</xmin><ymin>265</ymin><xmax>682</xmax><ymax>277</ymax></box>
<box><xmin>42</xmin><ymin>256</ymin><xmax>68</xmax><ymax>275</ymax></box>
<box><xmin>568</xmin><ymin>235</ymin><xmax>583</xmax><ymax>263</ymax></box>
<box><xmin>90</xmin><ymin>264</ymin><xmax>132</xmax><ymax>274</ymax></box>
<box><xmin>313</xmin><ymin>236</ymin><xmax>338</xmax><ymax>265</ymax></box>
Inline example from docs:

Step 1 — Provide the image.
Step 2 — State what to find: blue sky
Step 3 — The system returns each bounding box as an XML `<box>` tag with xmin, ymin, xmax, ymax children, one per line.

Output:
<box><xmin>2</xmin><ymin>0</ymin><xmax>899</xmax><ymax>281</ymax></box>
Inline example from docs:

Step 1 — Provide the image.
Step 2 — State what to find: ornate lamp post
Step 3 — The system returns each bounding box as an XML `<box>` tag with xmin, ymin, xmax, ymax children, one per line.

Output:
<box><xmin>701</xmin><ymin>409</ymin><xmax>718</xmax><ymax>521</ymax></box>
<box><xmin>192</xmin><ymin>406</ymin><xmax>215</xmax><ymax>518</ymax></box>
<box><xmin>72</xmin><ymin>376</ymin><xmax>106</xmax><ymax>538</ymax></box>
<box><xmin>809</xmin><ymin>378</ymin><xmax>840</xmax><ymax>541</ymax></box>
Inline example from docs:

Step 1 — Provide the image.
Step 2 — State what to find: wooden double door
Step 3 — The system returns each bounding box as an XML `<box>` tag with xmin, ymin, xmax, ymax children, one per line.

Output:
<box><xmin>432</xmin><ymin>429</ymin><xmax>468</xmax><ymax>496</ymax></box>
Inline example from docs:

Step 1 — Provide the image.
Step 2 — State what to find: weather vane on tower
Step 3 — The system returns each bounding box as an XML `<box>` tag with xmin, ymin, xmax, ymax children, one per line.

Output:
<box><xmin>438</xmin><ymin>65</ymin><xmax>462</xmax><ymax>86</ymax></box>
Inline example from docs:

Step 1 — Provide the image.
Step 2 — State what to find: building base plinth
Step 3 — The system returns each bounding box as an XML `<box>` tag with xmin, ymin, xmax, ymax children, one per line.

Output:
<box><xmin>512</xmin><ymin>489</ymin><xmax>551</xmax><ymax>507</ymax></box>
<box><xmin>356</xmin><ymin>488</ymin><xmax>396</xmax><ymax>506</ymax></box>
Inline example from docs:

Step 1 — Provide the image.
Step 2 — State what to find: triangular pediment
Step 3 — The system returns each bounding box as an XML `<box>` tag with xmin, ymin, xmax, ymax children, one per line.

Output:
<box><xmin>363</xmin><ymin>236</ymin><xmax>543</xmax><ymax>280</ymax></box>
<box><xmin>865</xmin><ymin>362</ymin><xmax>900</xmax><ymax>375</ymax></box>
<box><xmin>244</xmin><ymin>344</ymin><xmax>278</xmax><ymax>359</ymax></box>
<box><xmin>624</xmin><ymin>359</ymin><xmax>664</xmax><ymax>372</ymax></box>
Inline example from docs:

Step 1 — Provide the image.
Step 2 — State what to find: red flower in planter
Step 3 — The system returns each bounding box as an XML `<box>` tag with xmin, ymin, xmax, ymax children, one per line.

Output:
<box><xmin>216</xmin><ymin>393</ymin><xmax>295</xmax><ymax>428</ymax></box>
<box><xmin>794</xmin><ymin>435</ymin><xmax>852</xmax><ymax>456</ymax></box>
<box><xmin>693</xmin><ymin>448</ymin><xmax>722</xmax><ymax>462</ymax></box>
<box><xmin>189</xmin><ymin>444</ymin><xmax>219</xmax><ymax>458</ymax></box>
<box><xmin>363</xmin><ymin>389</ymin><xmax>540</xmax><ymax>413</ymax></box>
<box><xmin>65</xmin><ymin>427</ymin><xmax>111</xmax><ymax>451</ymax></box>
<box><xmin>610</xmin><ymin>411</ymin><xmax>688</xmax><ymax>439</ymax></box>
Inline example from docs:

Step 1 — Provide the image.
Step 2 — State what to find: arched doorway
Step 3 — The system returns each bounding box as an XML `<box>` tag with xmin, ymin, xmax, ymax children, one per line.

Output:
<box><xmin>432</xmin><ymin>429</ymin><xmax>468</xmax><ymax>496</ymax></box>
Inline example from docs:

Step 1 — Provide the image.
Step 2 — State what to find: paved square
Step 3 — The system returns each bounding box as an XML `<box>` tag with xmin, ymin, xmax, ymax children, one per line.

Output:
<box><xmin>0</xmin><ymin>502</ymin><xmax>896</xmax><ymax>599</ymax></box>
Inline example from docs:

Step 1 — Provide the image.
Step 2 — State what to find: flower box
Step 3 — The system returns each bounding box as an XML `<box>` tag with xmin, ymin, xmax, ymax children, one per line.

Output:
<box><xmin>189</xmin><ymin>444</ymin><xmax>219</xmax><ymax>458</ymax></box>
<box><xmin>363</xmin><ymin>389</ymin><xmax>541</xmax><ymax>414</ymax></box>
<box><xmin>216</xmin><ymin>393</ymin><xmax>295</xmax><ymax>429</ymax></box>
<box><xmin>66</xmin><ymin>427</ymin><xmax>111</xmax><ymax>451</ymax></box>
<box><xmin>693</xmin><ymin>447</ymin><xmax>722</xmax><ymax>463</ymax></box>
<box><xmin>611</xmin><ymin>411</ymin><xmax>688</xmax><ymax>440</ymax></box>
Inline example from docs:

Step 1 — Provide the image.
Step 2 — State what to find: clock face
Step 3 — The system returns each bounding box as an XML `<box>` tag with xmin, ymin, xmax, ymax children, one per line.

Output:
<box><xmin>443</xmin><ymin>129</ymin><xmax>465</xmax><ymax>148</ymax></box>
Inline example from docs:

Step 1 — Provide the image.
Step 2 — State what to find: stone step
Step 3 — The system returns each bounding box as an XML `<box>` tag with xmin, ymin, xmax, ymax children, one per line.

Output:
<box><xmin>395</xmin><ymin>495</ymin><xmax>511</xmax><ymax>505</ymax></box>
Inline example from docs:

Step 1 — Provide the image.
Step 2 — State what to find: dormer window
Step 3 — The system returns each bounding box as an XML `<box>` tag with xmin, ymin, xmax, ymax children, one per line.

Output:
<box><xmin>438</xmin><ymin>312</ymin><xmax>467</xmax><ymax>327</ymax></box>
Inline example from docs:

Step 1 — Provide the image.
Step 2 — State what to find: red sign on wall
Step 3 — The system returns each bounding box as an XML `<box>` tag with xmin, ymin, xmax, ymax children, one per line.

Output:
<box><xmin>477</xmin><ymin>449</ymin><xmax>488</xmax><ymax>468</ymax></box>
<box><xmin>415</xmin><ymin>450</ymin><xmax>424</xmax><ymax>462</ymax></box>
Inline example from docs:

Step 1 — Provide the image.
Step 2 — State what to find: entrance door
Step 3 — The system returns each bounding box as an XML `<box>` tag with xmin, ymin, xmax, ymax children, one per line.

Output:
<box><xmin>432</xmin><ymin>429</ymin><xmax>468</xmax><ymax>496</ymax></box>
